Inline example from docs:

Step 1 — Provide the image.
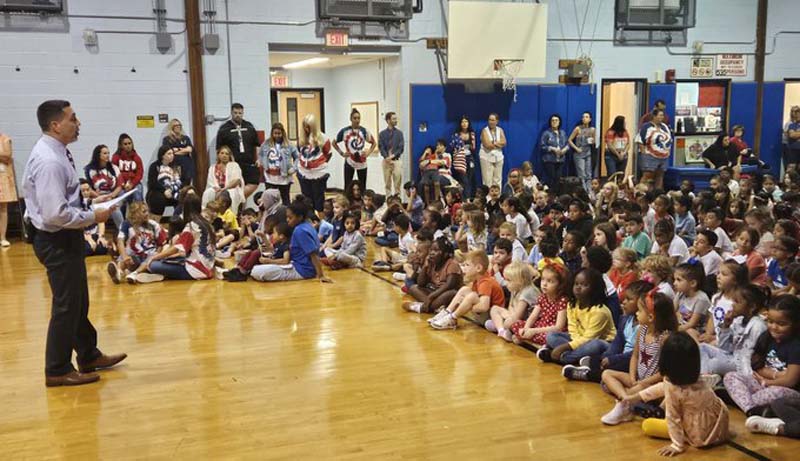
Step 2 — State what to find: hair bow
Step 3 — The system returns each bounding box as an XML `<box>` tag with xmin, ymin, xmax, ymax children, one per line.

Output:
<box><xmin>645</xmin><ymin>287</ymin><xmax>659</xmax><ymax>314</ymax></box>
<box><xmin>686</xmin><ymin>257</ymin><xmax>701</xmax><ymax>266</ymax></box>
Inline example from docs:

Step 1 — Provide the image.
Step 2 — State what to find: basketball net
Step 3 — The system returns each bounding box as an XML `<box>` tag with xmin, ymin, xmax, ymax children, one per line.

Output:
<box><xmin>494</xmin><ymin>59</ymin><xmax>523</xmax><ymax>102</ymax></box>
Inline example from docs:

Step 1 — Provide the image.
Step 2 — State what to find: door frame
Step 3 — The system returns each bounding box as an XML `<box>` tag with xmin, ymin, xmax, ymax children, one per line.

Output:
<box><xmin>599</xmin><ymin>78</ymin><xmax>648</xmax><ymax>178</ymax></box>
<box><xmin>270</xmin><ymin>87</ymin><xmax>326</xmax><ymax>134</ymax></box>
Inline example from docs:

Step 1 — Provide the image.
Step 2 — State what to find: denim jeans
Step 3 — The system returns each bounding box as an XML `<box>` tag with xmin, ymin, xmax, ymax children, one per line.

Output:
<box><xmin>545</xmin><ymin>332</ymin><xmax>610</xmax><ymax>364</ymax></box>
<box><xmin>573</xmin><ymin>153</ymin><xmax>592</xmax><ymax>193</ymax></box>
<box><xmin>148</xmin><ymin>260</ymin><xmax>195</xmax><ymax>280</ymax></box>
<box><xmin>604</xmin><ymin>154</ymin><xmax>627</xmax><ymax>178</ymax></box>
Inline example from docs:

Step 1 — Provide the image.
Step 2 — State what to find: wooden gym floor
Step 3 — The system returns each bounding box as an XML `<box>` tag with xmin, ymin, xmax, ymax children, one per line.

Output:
<box><xmin>0</xmin><ymin>240</ymin><xmax>797</xmax><ymax>460</ymax></box>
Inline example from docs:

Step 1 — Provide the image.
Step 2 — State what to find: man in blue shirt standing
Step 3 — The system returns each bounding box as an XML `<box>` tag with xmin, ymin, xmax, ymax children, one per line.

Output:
<box><xmin>23</xmin><ymin>100</ymin><xmax>127</xmax><ymax>387</ymax></box>
<box><xmin>379</xmin><ymin>111</ymin><xmax>404</xmax><ymax>198</ymax></box>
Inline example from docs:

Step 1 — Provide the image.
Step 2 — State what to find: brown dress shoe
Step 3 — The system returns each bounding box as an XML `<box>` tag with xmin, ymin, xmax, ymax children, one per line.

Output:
<box><xmin>45</xmin><ymin>370</ymin><xmax>100</xmax><ymax>387</ymax></box>
<box><xmin>78</xmin><ymin>353</ymin><xmax>128</xmax><ymax>373</ymax></box>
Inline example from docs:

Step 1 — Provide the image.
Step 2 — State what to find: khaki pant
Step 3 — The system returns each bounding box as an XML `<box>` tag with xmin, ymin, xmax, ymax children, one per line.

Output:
<box><xmin>479</xmin><ymin>151</ymin><xmax>504</xmax><ymax>188</ymax></box>
<box><xmin>382</xmin><ymin>158</ymin><xmax>403</xmax><ymax>197</ymax></box>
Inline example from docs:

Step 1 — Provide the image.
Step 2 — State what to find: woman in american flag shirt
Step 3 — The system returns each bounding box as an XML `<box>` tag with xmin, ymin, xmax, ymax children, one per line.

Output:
<box><xmin>297</xmin><ymin>114</ymin><xmax>332</xmax><ymax>218</ymax></box>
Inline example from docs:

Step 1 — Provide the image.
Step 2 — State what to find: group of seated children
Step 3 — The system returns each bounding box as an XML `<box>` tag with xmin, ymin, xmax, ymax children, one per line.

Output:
<box><xmin>83</xmin><ymin>161</ymin><xmax>800</xmax><ymax>456</ymax></box>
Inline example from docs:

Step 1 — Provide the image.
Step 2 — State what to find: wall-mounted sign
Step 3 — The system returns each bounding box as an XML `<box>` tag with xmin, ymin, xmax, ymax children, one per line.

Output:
<box><xmin>271</xmin><ymin>74</ymin><xmax>289</xmax><ymax>88</ymax></box>
<box><xmin>158</xmin><ymin>113</ymin><xmax>169</xmax><ymax>123</ymax></box>
<box><xmin>715</xmin><ymin>54</ymin><xmax>747</xmax><ymax>77</ymax></box>
<box><xmin>690</xmin><ymin>57</ymin><xmax>714</xmax><ymax>78</ymax></box>
<box><xmin>136</xmin><ymin>115</ymin><xmax>155</xmax><ymax>128</ymax></box>
<box><xmin>325</xmin><ymin>29</ymin><xmax>349</xmax><ymax>48</ymax></box>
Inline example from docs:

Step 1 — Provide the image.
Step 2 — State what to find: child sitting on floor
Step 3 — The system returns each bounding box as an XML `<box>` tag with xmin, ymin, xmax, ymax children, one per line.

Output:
<box><xmin>562</xmin><ymin>281</ymin><xmax>653</xmax><ymax>383</ymax></box>
<box><xmin>107</xmin><ymin>201</ymin><xmax>168</xmax><ymax>284</ymax></box>
<box><xmin>219</xmin><ymin>222</ymin><xmax>292</xmax><ymax>282</ymax></box>
<box><xmin>322</xmin><ymin>211</ymin><xmax>366</xmax><ymax>270</ymax></box>
<box><xmin>699</xmin><ymin>283</ymin><xmax>768</xmax><ymax>377</ymax></box>
<box><xmin>455</xmin><ymin>209</ymin><xmax>487</xmax><ymax>261</ymax></box>
<box><xmin>486</xmin><ymin>262</ymin><xmax>540</xmax><ymax>341</ymax></box>
<box><xmin>673</xmin><ymin>261</ymin><xmax>711</xmax><ymax>337</ymax></box>
<box><xmin>497</xmin><ymin>222</ymin><xmax>527</xmax><ymax>262</ymax></box>
<box><xmin>724</xmin><ymin>294</ymin><xmax>800</xmax><ymax>417</ymax></box>
<box><xmin>372</xmin><ymin>213</ymin><xmax>414</xmax><ymax>272</ymax></box>
<box><xmin>402</xmin><ymin>237</ymin><xmax>463</xmax><ymax>314</ymax></box>
<box><xmin>600</xmin><ymin>291</ymin><xmax>677</xmax><ymax>425</ymax></box>
<box><xmin>537</xmin><ymin>268</ymin><xmax>616</xmax><ymax>365</ymax></box>
<box><xmin>641</xmin><ymin>254</ymin><xmax>675</xmax><ymax>298</ymax></box>
<box><xmin>631</xmin><ymin>332</ymin><xmax>730</xmax><ymax>457</ymax></box>
<box><xmin>428</xmin><ymin>250</ymin><xmax>505</xmax><ymax>330</ymax></box>
<box><xmin>511</xmin><ymin>262</ymin><xmax>570</xmax><ymax>347</ymax></box>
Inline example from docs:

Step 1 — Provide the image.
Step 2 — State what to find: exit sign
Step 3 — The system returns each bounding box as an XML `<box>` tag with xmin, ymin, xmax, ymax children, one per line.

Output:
<box><xmin>325</xmin><ymin>29</ymin><xmax>349</xmax><ymax>48</ymax></box>
<box><xmin>271</xmin><ymin>74</ymin><xmax>289</xmax><ymax>88</ymax></box>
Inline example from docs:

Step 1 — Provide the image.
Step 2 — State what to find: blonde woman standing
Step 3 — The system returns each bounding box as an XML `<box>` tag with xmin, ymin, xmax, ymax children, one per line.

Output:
<box><xmin>479</xmin><ymin>113</ymin><xmax>506</xmax><ymax>188</ymax></box>
<box><xmin>298</xmin><ymin>114</ymin><xmax>332</xmax><ymax>216</ymax></box>
<box><xmin>161</xmin><ymin>118</ymin><xmax>195</xmax><ymax>185</ymax></box>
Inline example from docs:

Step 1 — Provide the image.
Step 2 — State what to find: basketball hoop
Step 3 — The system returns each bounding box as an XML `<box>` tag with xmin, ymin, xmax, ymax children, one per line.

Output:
<box><xmin>493</xmin><ymin>59</ymin><xmax>524</xmax><ymax>102</ymax></box>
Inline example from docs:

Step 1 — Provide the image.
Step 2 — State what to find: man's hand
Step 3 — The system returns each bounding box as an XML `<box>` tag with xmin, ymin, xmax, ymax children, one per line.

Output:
<box><xmin>94</xmin><ymin>207</ymin><xmax>115</xmax><ymax>223</ymax></box>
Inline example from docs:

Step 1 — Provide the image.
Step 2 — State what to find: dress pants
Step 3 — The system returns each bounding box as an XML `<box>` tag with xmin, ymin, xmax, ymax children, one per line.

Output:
<box><xmin>33</xmin><ymin>229</ymin><xmax>101</xmax><ymax>376</ymax></box>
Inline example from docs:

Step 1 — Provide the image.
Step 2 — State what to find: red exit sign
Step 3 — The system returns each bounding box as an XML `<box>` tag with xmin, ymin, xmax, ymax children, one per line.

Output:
<box><xmin>271</xmin><ymin>74</ymin><xmax>289</xmax><ymax>88</ymax></box>
<box><xmin>325</xmin><ymin>29</ymin><xmax>349</xmax><ymax>48</ymax></box>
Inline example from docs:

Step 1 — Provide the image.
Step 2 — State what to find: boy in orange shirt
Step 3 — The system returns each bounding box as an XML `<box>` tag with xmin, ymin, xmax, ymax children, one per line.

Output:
<box><xmin>430</xmin><ymin>250</ymin><xmax>506</xmax><ymax>330</ymax></box>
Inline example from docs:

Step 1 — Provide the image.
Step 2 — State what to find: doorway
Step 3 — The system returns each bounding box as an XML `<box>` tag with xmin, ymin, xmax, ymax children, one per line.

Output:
<box><xmin>270</xmin><ymin>88</ymin><xmax>325</xmax><ymax>143</ymax></box>
<box><xmin>600</xmin><ymin>79</ymin><xmax>647</xmax><ymax>178</ymax></box>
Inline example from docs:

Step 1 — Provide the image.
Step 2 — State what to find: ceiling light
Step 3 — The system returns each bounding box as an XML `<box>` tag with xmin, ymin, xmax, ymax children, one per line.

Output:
<box><xmin>282</xmin><ymin>57</ymin><xmax>330</xmax><ymax>69</ymax></box>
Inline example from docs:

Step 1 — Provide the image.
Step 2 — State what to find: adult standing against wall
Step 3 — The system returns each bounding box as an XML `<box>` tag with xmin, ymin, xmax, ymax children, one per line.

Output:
<box><xmin>22</xmin><ymin>100</ymin><xmax>126</xmax><ymax>387</ymax></box>
<box><xmin>216</xmin><ymin>103</ymin><xmax>260</xmax><ymax>199</ymax></box>
<box><xmin>161</xmin><ymin>118</ymin><xmax>195</xmax><ymax>186</ymax></box>
<box><xmin>785</xmin><ymin>106</ymin><xmax>800</xmax><ymax>173</ymax></box>
<box><xmin>636</xmin><ymin>108</ymin><xmax>673</xmax><ymax>191</ymax></box>
<box><xmin>0</xmin><ymin>133</ymin><xmax>12</xmax><ymax>247</ymax></box>
<box><xmin>334</xmin><ymin>108</ymin><xmax>376</xmax><ymax>192</ymax></box>
<box><xmin>379</xmin><ymin>111</ymin><xmax>404</xmax><ymax>197</ymax></box>
<box><xmin>638</xmin><ymin>99</ymin><xmax>670</xmax><ymax>128</ymax></box>
<box><xmin>450</xmin><ymin>115</ymin><xmax>476</xmax><ymax>198</ymax></box>
<box><xmin>258</xmin><ymin>122</ymin><xmax>298</xmax><ymax>205</ymax></box>
<box><xmin>297</xmin><ymin>114</ymin><xmax>332</xmax><ymax>218</ymax></box>
<box><xmin>568</xmin><ymin>111</ymin><xmax>596</xmax><ymax>194</ymax></box>
<box><xmin>604</xmin><ymin>115</ymin><xmax>630</xmax><ymax>178</ymax></box>
<box><xmin>540</xmin><ymin>114</ymin><xmax>568</xmax><ymax>192</ymax></box>
<box><xmin>479</xmin><ymin>113</ymin><xmax>506</xmax><ymax>188</ymax></box>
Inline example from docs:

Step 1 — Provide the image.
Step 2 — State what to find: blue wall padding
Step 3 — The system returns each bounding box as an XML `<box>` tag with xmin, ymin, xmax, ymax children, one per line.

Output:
<box><xmin>411</xmin><ymin>81</ymin><xmax>788</xmax><ymax>185</ymax></box>
<box><xmin>729</xmin><ymin>82</ymin><xmax>757</xmax><ymax>148</ymax></box>
<box><xmin>760</xmin><ymin>82</ymin><xmax>786</xmax><ymax>173</ymax></box>
<box><xmin>410</xmin><ymin>83</ymin><xmax>597</xmax><ymax>183</ymax></box>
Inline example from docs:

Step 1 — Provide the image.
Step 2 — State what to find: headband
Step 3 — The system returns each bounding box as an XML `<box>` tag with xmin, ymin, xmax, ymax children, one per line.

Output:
<box><xmin>542</xmin><ymin>259</ymin><xmax>568</xmax><ymax>279</ymax></box>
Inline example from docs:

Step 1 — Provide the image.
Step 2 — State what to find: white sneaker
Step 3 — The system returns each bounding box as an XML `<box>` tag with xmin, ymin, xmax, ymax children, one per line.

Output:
<box><xmin>134</xmin><ymin>272</ymin><xmax>165</xmax><ymax>284</ymax></box>
<box><xmin>484</xmin><ymin>319</ymin><xmax>497</xmax><ymax>333</ymax></box>
<box><xmin>601</xmin><ymin>401</ymin><xmax>633</xmax><ymax>425</ymax></box>
<box><xmin>428</xmin><ymin>309</ymin><xmax>449</xmax><ymax>324</ymax></box>
<box><xmin>431</xmin><ymin>313</ymin><xmax>457</xmax><ymax>330</ymax></box>
<box><xmin>126</xmin><ymin>272</ymin><xmax>138</xmax><ymax>284</ymax></box>
<box><xmin>746</xmin><ymin>416</ymin><xmax>784</xmax><ymax>435</ymax></box>
<box><xmin>498</xmin><ymin>329</ymin><xmax>513</xmax><ymax>342</ymax></box>
<box><xmin>392</xmin><ymin>272</ymin><xmax>407</xmax><ymax>281</ymax></box>
<box><xmin>579</xmin><ymin>356</ymin><xmax>592</xmax><ymax>368</ymax></box>
<box><xmin>215</xmin><ymin>267</ymin><xmax>227</xmax><ymax>280</ymax></box>
<box><xmin>402</xmin><ymin>301</ymin><xmax>423</xmax><ymax>313</ymax></box>
<box><xmin>0</xmin><ymin>239</ymin><xmax>10</xmax><ymax>248</ymax></box>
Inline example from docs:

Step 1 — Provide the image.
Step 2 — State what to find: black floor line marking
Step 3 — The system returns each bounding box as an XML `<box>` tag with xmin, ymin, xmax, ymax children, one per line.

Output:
<box><xmin>362</xmin><ymin>266</ymin><xmax>775</xmax><ymax>461</ymax></box>
<box><xmin>725</xmin><ymin>440</ymin><xmax>772</xmax><ymax>461</ymax></box>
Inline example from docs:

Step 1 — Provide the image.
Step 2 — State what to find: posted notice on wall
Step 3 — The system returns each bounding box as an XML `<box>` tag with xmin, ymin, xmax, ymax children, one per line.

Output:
<box><xmin>690</xmin><ymin>57</ymin><xmax>714</xmax><ymax>78</ymax></box>
<box><xmin>715</xmin><ymin>54</ymin><xmax>747</xmax><ymax>77</ymax></box>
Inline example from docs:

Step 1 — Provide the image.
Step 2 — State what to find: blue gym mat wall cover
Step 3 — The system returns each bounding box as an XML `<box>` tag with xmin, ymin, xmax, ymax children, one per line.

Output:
<box><xmin>410</xmin><ymin>82</ymin><xmax>785</xmax><ymax>183</ymax></box>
